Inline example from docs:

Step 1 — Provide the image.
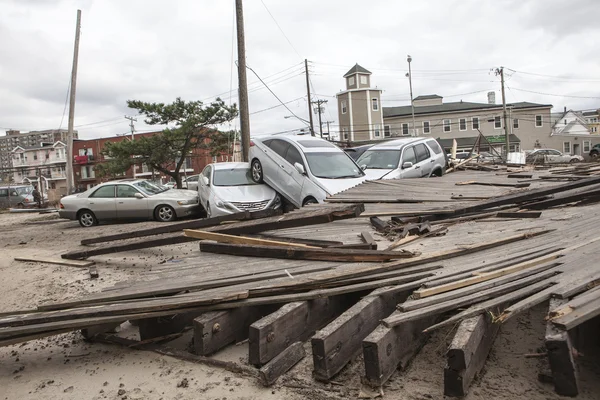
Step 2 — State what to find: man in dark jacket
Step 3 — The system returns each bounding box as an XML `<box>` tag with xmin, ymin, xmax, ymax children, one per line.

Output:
<box><xmin>32</xmin><ymin>186</ymin><xmax>42</xmax><ymax>208</ymax></box>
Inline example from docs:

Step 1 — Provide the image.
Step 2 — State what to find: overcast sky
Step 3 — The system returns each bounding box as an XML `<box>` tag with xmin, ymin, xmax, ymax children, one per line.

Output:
<box><xmin>1</xmin><ymin>0</ymin><xmax>599</xmax><ymax>141</ymax></box>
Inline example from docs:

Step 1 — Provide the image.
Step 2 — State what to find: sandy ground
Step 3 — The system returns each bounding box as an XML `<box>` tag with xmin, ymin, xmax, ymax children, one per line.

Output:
<box><xmin>0</xmin><ymin>211</ymin><xmax>599</xmax><ymax>400</ymax></box>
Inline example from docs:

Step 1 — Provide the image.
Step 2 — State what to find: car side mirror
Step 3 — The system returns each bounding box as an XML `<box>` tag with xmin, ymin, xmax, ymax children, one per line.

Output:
<box><xmin>402</xmin><ymin>161</ymin><xmax>413</xmax><ymax>169</ymax></box>
<box><xmin>294</xmin><ymin>162</ymin><xmax>306</xmax><ymax>175</ymax></box>
<box><xmin>134</xmin><ymin>193</ymin><xmax>144</xmax><ymax>199</ymax></box>
<box><xmin>202</xmin><ymin>176</ymin><xmax>210</xmax><ymax>186</ymax></box>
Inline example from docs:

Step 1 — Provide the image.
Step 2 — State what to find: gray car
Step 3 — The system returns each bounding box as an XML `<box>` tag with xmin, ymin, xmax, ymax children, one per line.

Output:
<box><xmin>58</xmin><ymin>179</ymin><xmax>200</xmax><ymax>227</ymax></box>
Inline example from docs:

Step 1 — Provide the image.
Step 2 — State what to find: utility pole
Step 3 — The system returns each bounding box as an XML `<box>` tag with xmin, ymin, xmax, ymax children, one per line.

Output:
<box><xmin>304</xmin><ymin>59</ymin><xmax>315</xmax><ymax>136</ymax></box>
<box><xmin>325</xmin><ymin>120</ymin><xmax>334</xmax><ymax>140</ymax></box>
<box><xmin>311</xmin><ymin>99</ymin><xmax>328</xmax><ymax>138</ymax></box>
<box><xmin>125</xmin><ymin>115</ymin><xmax>137</xmax><ymax>140</ymax></box>
<box><xmin>495</xmin><ymin>67</ymin><xmax>510</xmax><ymax>159</ymax></box>
<box><xmin>66</xmin><ymin>9</ymin><xmax>81</xmax><ymax>194</ymax></box>
<box><xmin>235</xmin><ymin>0</ymin><xmax>251</xmax><ymax>162</ymax></box>
<box><xmin>406</xmin><ymin>55</ymin><xmax>417</xmax><ymax>136</ymax></box>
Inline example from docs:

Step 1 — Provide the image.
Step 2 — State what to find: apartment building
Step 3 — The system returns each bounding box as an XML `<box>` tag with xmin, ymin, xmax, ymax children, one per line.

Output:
<box><xmin>11</xmin><ymin>141</ymin><xmax>68</xmax><ymax>191</ymax></box>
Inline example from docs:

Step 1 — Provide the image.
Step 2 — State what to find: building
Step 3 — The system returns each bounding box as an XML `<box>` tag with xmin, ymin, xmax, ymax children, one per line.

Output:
<box><xmin>72</xmin><ymin>131</ymin><xmax>236</xmax><ymax>191</ymax></box>
<box><xmin>547</xmin><ymin>109</ymin><xmax>597</xmax><ymax>156</ymax></box>
<box><xmin>336</xmin><ymin>64</ymin><xmax>384</xmax><ymax>142</ymax></box>
<box><xmin>0</xmin><ymin>129</ymin><xmax>78</xmax><ymax>172</ymax></box>
<box><xmin>10</xmin><ymin>141</ymin><xmax>68</xmax><ymax>192</ymax></box>
<box><xmin>581</xmin><ymin>109</ymin><xmax>600</xmax><ymax>134</ymax></box>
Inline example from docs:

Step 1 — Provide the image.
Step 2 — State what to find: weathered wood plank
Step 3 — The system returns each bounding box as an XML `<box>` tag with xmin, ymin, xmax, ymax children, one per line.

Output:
<box><xmin>259</xmin><ymin>342</ymin><xmax>306</xmax><ymax>386</ymax></box>
<box><xmin>496</xmin><ymin>211</ymin><xmax>542</xmax><ymax>219</ymax></box>
<box><xmin>183</xmin><ymin>230</ymin><xmax>317</xmax><ymax>248</ymax></box>
<box><xmin>15</xmin><ymin>256</ymin><xmax>94</xmax><ymax>268</ymax></box>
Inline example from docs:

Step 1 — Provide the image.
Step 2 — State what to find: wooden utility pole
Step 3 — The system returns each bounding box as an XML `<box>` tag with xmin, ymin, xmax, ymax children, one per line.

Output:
<box><xmin>66</xmin><ymin>9</ymin><xmax>81</xmax><ymax>194</ymax></box>
<box><xmin>311</xmin><ymin>99</ymin><xmax>328</xmax><ymax>138</ymax></box>
<box><xmin>125</xmin><ymin>115</ymin><xmax>137</xmax><ymax>140</ymax></box>
<box><xmin>304</xmin><ymin>59</ymin><xmax>315</xmax><ymax>136</ymax></box>
<box><xmin>235</xmin><ymin>0</ymin><xmax>251</xmax><ymax>162</ymax></box>
<box><xmin>495</xmin><ymin>67</ymin><xmax>510</xmax><ymax>160</ymax></box>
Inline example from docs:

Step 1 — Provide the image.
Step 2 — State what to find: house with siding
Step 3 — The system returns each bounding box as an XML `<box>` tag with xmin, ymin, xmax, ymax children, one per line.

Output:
<box><xmin>11</xmin><ymin>141</ymin><xmax>68</xmax><ymax>191</ymax></box>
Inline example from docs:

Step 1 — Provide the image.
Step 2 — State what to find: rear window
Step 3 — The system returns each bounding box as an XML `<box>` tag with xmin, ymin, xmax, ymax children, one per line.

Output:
<box><xmin>426</xmin><ymin>140</ymin><xmax>442</xmax><ymax>154</ymax></box>
<box><xmin>297</xmin><ymin>140</ymin><xmax>336</xmax><ymax>148</ymax></box>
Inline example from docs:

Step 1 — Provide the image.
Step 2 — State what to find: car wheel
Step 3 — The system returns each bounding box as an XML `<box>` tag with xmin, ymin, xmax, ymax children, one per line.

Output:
<box><xmin>78</xmin><ymin>210</ymin><xmax>97</xmax><ymax>228</ymax></box>
<box><xmin>569</xmin><ymin>158</ymin><xmax>580</xmax><ymax>163</ymax></box>
<box><xmin>155</xmin><ymin>205</ymin><xmax>176</xmax><ymax>222</ymax></box>
<box><xmin>251</xmin><ymin>159</ymin><xmax>264</xmax><ymax>183</ymax></box>
<box><xmin>16</xmin><ymin>203</ymin><xmax>24</xmax><ymax>209</ymax></box>
<box><xmin>303</xmin><ymin>197</ymin><xmax>318</xmax><ymax>206</ymax></box>
<box><xmin>591</xmin><ymin>152</ymin><xmax>599</xmax><ymax>158</ymax></box>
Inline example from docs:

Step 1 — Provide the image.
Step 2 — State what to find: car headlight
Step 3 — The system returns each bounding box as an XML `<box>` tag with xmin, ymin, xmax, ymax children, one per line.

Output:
<box><xmin>215</xmin><ymin>200</ymin><xmax>225</xmax><ymax>208</ymax></box>
<box><xmin>177</xmin><ymin>198</ymin><xmax>197</xmax><ymax>205</ymax></box>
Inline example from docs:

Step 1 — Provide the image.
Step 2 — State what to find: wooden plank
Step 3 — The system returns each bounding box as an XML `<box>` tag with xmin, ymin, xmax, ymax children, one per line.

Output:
<box><xmin>444</xmin><ymin>312</ymin><xmax>502</xmax><ymax>397</ymax></box>
<box><xmin>249</xmin><ymin>294</ymin><xmax>355</xmax><ymax>366</ymax></box>
<box><xmin>15</xmin><ymin>256</ymin><xmax>94</xmax><ymax>268</ymax></box>
<box><xmin>545</xmin><ymin>298</ymin><xmax>579</xmax><ymax>396</ymax></box>
<box><xmin>198</xmin><ymin>242</ymin><xmax>417</xmax><ymax>262</ymax></box>
<box><xmin>183</xmin><ymin>229</ymin><xmax>318</xmax><ymax>248</ymax></box>
<box><xmin>80</xmin><ymin>209</ymin><xmax>280</xmax><ymax>245</ymax></box>
<box><xmin>246</xmin><ymin>234</ymin><xmax>343</xmax><ymax>247</ymax></box>
<box><xmin>551</xmin><ymin>297</ymin><xmax>600</xmax><ymax>331</ymax></box>
<box><xmin>496</xmin><ymin>211</ymin><xmax>542</xmax><ymax>219</ymax></box>
<box><xmin>360</xmin><ymin>231</ymin><xmax>376</xmax><ymax>246</ymax></box>
<box><xmin>362</xmin><ymin>310</ymin><xmax>435</xmax><ymax>387</ymax></box>
<box><xmin>507</xmin><ymin>173</ymin><xmax>533</xmax><ymax>178</ymax></box>
<box><xmin>259</xmin><ymin>342</ymin><xmax>306</xmax><ymax>386</ymax></box>
<box><xmin>523</xmin><ymin>187</ymin><xmax>600</xmax><ymax>210</ymax></box>
<box><xmin>369</xmin><ymin>216</ymin><xmax>388</xmax><ymax>232</ymax></box>
<box><xmin>311</xmin><ymin>288</ymin><xmax>410</xmax><ymax>381</ymax></box>
<box><xmin>193</xmin><ymin>305</ymin><xmax>278</xmax><ymax>356</ymax></box>
<box><xmin>455</xmin><ymin>180</ymin><xmax>530</xmax><ymax>188</ymax></box>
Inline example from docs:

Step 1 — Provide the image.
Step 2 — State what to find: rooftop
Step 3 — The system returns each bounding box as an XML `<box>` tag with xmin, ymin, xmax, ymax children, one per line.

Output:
<box><xmin>343</xmin><ymin>64</ymin><xmax>372</xmax><ymax>78</ymax></box>
<box><xmin>383</xmin><ymin>101</ymin><xmax>552</xmax><ymax>118</ymax></box>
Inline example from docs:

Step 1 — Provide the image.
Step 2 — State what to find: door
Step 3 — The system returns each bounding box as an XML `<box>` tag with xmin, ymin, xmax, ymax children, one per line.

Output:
<box><xmin>278</xmin><ymin>144</ymin><xmax>305</xmax><ymax>204</ymax></box>
<box><xmin>87</xmin><ymin>185</ymin><xmax>117</xmax><ymax>219</ymax></box>
<box><xmin>116</xmin><ymin>184</ymin><xmax>149</xmax><ymax>219</ymax></box>
<box><xmin>198</xmin><ymin>166</ymin><xmax>212</xmax><ymax>209</ymax></box>
<box><xmin>398</xmin><ymin>146</ymin><xmax>422</xmax><ymax>178</ymax></box>
<box><xmin>546</xmin><ymin>150</ymin><xmax>562</xmax><ymax>163</ymax></box>
<box><xmin>572</xmin><ymin>144</ymin><xmax>580</xmax><ymax>156</ymax></box>
<box><xmin>262</xmin><ymin>139</ymin><xmax>290</xmax><ymax>183</ymax></box>
<box><xmin>414</xmin><ymin>143</ymin><xmax>433</xmax><ymax>177</ymax></box>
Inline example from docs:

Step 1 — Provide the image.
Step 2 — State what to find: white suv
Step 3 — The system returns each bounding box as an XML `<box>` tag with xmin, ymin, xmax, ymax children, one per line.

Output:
<box><xmin>249</xmin><ymin>135</ymin><xmax>367</xmax><ymax>208</ymax></box>
<box><xmin>356</xmin><ymin>137</ymin><xmax>446</xmax><ymax>180</ymax></box>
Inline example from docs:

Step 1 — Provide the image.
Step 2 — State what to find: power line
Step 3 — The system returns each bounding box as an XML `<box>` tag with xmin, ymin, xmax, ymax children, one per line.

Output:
<box><xmin>249</xmin><ymin>96</ymin><xmax>305</xmax><ymax>115</ymax></box>
<box><xmin>260</xmin><ymin>0</ymin><xmax>302</xmax><ymax>60</ymax></box>
<box><xmin>507</xmin><ymin>87</ymin><xmax>600</xmax><ymax>100</ymax></box>
<box><xmin>505</xmin><ymin>68</ymin><xmax>600</xmax><ymax>82</ymax></box>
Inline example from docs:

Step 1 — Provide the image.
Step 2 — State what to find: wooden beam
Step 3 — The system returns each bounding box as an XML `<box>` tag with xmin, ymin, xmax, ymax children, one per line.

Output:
<box><xmin>246</xmin><ymin>234</ymin><xmax>343</xmax><ymax>247</ymax></box>
<box><xmin>496</xmin><ymin>211</ymin><xmax>542</xmax><ymax>219</ymax></box>
<box><xmin>369</xmin><ymin>216</ymin><xmax>388</xmax><ymax>232</ymax></box>
<box><xmin>183</xmin><ymin>229</ymin><xmax>317</xmax><ymax>248</ymax></box>
<box><xmin>311</xmin><ymin>287</ymin><xmax>410</xmax><ymax>381</ymax></box>
<box><xmin>137</xmin><ymin>311</ymin><xmax>205</xmax><ymax>341</ymax></box>
<box><xmin>15</xmin><ymin>256</ymin><xmax>94</xmax><ymax>268</ymax></box>
<box><xmin>198</xmin><ymin>242</ymin><xmax>417</xmax><ymax>262</ymax></box>
<box><xmin>259</xmin><ymin>342</ymin><xmax>305</xmax><ymax>386</ymax></box>
<box><xmin>444</xmin><ymin>312</ymin><xmax>502</xmax><ymax>397</ymax></box>
<box><xmin>545</xmin><ymin>298</ymin><xmax>579</xmax><ymax>396</ymax></box>
<box><xmin>362</xmin><ymin>310</ymin><xmax>435</xmax><ymax>387</ymax></box>
<box><xmin>249</xmin><ymin>294</ymin><xmax>355</xmax><ymax>366</ymax></box>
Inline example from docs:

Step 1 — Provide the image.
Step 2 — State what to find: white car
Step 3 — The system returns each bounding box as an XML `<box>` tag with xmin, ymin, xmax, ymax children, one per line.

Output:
<box><xmin>198</xmin><ymin>162</ymin><xmax>281</xmax><ymax>218</ymax></box>
<box><xmin>357</xmin><ymin>138</ymin><xmax>447</xmax><ymax>180</ymax></box>
<box><xmin>249</xmin><ymin>135</ymin><xmax>367</xmax><ymax>208</ymax></box>
<box><xmin>525</xmin><ymin>149</ymin><xmax>584</xmax><ymax>164</ymax></box>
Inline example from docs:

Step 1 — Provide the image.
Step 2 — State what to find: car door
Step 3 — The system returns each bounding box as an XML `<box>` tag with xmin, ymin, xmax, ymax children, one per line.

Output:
<box><xmin>397</xmin><ymin>146</ymin><xmax>422</xmax><ymax>178</ymax></box>
<box><xmin>546</xmin><ymin>150</ymin><xmax>563</xmax><ymax>163</ymax></box>
<box><xmin>262</xmin><ymin>139</ymin><xmax>290</xmax><ymax>183</ymax></box>
<box><xmin>116</xmin><ymin>184</ymin><xmax>149</xmax><ymax>219</ymax></box>
<box><xmin>198</xmin><ymin>166</ymin><xmax>212</xmax><ymax>209</ymax></box>
<box><xmin>0</xmin><ymin>188</ymin><xmax>7</xmax><ymax>209</ymax></box>
<box><xmin>278</xmin><ymin>143</ymin><xmax>305</xmax><ymax>203</ymax></box>
<box><xmin>414</xmin><ymin>143</ymin><xmax>433</xmax><ymax>177</ymax></box>
<box><xmin>87</xmin><ymin>185</ymin><xmax>117</xmax><ymax>219</ymax></box>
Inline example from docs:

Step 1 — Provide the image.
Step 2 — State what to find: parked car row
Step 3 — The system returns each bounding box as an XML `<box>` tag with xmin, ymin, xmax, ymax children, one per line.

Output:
<box><xmin>0</xmin><ymin>184</ymin><xmax>48</xmax><ymax>209</ymax></box>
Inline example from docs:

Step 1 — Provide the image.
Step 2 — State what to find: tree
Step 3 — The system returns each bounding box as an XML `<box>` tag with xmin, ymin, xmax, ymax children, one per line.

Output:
<box><xmin>96</xmin><ymin>98</ymin><xmax>238</xmax><ymax>188</ymax></box>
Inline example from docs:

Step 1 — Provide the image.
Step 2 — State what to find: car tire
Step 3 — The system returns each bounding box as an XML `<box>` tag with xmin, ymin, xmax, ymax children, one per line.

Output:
<box><xmin>303</xmin><ymin>197</ymin><xmax>318</xmax><ymax>206</ymax></box>
<box><xmin>569</xmin><ymin>158</ymin><xmax>580</xmax><ymax>163</ymax></box>
<box><xmin>251</xmin><ymin>159</ymin><xmax>264</xmax><ymax>183</ymax></box>
<box><xmin>16</xmin><ymin>203</ymin><xmax>24</xmax><ymax>209</ymax></box>
<box><xmin>155</xmin><ymin>205</ymin><xmax>176</xmax><ymax>222</ymax></box>
<box><xmin>591</xmin><ymin>152</ymin><xmax>599</xmax><ymax>158</ymax></box>
<box><xmin>78</xmin><ymin>210</ymin><xmax>98</xmax><ymax>228</ymax></box>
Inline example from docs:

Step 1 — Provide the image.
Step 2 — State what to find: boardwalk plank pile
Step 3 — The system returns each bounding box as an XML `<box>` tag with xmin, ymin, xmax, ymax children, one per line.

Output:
<box><xmin>3</xmin><ymin>171</ymin><xmax>600</xmax><ymax>394</ymax></box>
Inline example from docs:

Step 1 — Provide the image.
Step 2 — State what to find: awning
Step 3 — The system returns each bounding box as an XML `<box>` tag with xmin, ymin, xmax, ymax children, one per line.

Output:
<box><xmin>437</xmin><ymin>134</ymin><xmax>520</xmax><ymax>149</ymax></box>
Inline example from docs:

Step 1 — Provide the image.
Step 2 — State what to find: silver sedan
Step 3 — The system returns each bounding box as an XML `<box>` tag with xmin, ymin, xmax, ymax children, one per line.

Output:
<box><xmin>59</xmin><ymin>179</ymin><xmax>200</xmax><ymax>227</ymax></box>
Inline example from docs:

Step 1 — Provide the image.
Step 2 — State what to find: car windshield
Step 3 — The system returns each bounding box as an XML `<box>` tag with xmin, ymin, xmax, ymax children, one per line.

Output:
<box><xmin>213</xmin><ymin>168</ymin><xmax>257</xmax><ymax>186</ymax></box>
<box><xmin>356</xmin><ymin>150</ymin><xmax>401</xmax><ymax>169</ymax></box>
<box><xmin>305</xmin><ymin>153</ymin><xmax>364</xmax><ymax>179</ymax></box>
<box><xmin>16</xmin><ymin>187</ymin><xmax>32</xmax><ymax>195</ymax></box>
<box><xmin>133</xmin><ymin>180</ymin><xmax>168</xmax><ymax>195</ymax></box>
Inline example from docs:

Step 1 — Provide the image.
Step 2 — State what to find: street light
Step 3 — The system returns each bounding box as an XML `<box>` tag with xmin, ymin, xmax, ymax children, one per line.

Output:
<box><xmin>406</xmin><ymin>55</ymin><xmax>417</xmax><ymax>136</ymax></box>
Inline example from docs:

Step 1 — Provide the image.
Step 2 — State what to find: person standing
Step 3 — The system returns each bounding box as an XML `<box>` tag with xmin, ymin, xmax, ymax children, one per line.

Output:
<box><xmin>32</xmin><ymin>186</ymin><xmax>42</xmax><ymax>208</ymax></box>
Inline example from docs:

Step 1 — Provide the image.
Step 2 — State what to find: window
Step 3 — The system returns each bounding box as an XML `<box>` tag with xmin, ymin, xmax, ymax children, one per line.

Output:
<box><xmin>513</xmin><ymin>119</ymin><xmax>519</xmax><ymax>129</ymax></box>
<box><xmin>117</xmin><ymin>185</ymin><xmax>140</xmax><ymax>198</ymax></box>
<box><xmin>341</xmin><ymin>101</ymin><xmax>347</xmax><ymax>114</ymax></box>
<box><xmin>494</xmin><ymin>116</ymin><xmax>502</xmax><ymax>129</ymax></box>
<box><xmin>372</xmin><ymin>98</ymin><xmax>379</xmax><ymax>111</ymax></box>
<box><xmin>268</xmin><ymin>139</ymin><xmax>290</xmax><ymax>157</ymax></box>
<box><xmin>285</xmin><ymin>145</ymin><xmax>304</xmax><ymax>168</ymax></box>
<box><xmin>384</xmin><ymin>125</ymin><xmax>391</xmax><ymax>137</ymax></box>
<box><xmin>536</xmin><ymin>115</ymin><xmax>543</xmax><ymax>127</ymax></box>
<box><xmin>402</xmin><ymin>147</ymin><xmax>417</xmax><ymax>165</ymax></box>
<box><xmin>423</xmin><ymin>121</ymin><xmax>430</xmax><ymax>134</ymax></box>
<box><xmin>33</xmin><ymin>154</ymin><xmax>38</xmax><ymax>160</ymax></box>
<box><xmin>414</xmin><ymin>144</ymin><xmax>431</xmax><ymax>163</ymax></box>
<box><xmin>45</xmin><ymin>152</ymin><xmax>49</xmax><ymax>159</ymax></box>
<box><xmin>342</xmin><ymin>128</ymin><xmax>349</xmax><ymax>140</ymax></box>
<box><xmin>593</xmin><ymin>127</ymin><xmax>598</xmax><ymax>133</ymax></box>
<box><xmin>360</xmin><ymin>75</ymin><xmax>367</xmax><ymax>85</ymax></box>
<box><xmin>90</xmin><ymin>185</ymin><xmax>115</xmax><ymax>198</ymax></box>
<box><xmin>583</xmin><ymin>141</ymin><xmax>591</xmax><ymax>152</ymax></box>
<box><xmin>426</xmin><ymin>140</ymin><xmax>442</xmax><ymax>155</ymax></box>
<box><xmin>374</xmin><ymin>124</ymin><xmax>381</xmax><ymax>137</ymax></box>
<box><xmin>472</xmin><ymin>117</ymin><xmax>480</xmax><ymax>130</ymax></box>
<box><xmin>443</xmin><ymin>119</ymin><xmax>451</xmax><ymax>132</ymax></box>
<box><xmin>348</xmin><ymin>76</ymin><xmax>355</xmax><ymax>86</ymax></box>
<box><xmin>202</xmin><ymin>166</ymin><xmax>212</xmax><ymax>180</ymax></box>
<box><xmin>563</xmin><ymin>142</ymin><xmax>571</xmax><ymax>154</ymax></box>
<box><xmin>459</xmin><ymin>118</ymin><xmax>467</xmax><ymax>131</ymax></box>
<box><xmin>402</xmin><ymin>123</ymin><xmax>409</xmax><ymax>136</ymax></box>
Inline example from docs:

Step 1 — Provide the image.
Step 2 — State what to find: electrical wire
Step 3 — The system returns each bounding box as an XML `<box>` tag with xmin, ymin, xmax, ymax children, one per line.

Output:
<box><xmin>507</xmin><ymin>87</ymin><xmax>600</xmax><ymax>100</ymax></box>
<box><xmin>249</xmin><ymin>96</ymin><xmax>305</xmax><ymax>115</ymax></box>
<box><xmin>505</xmin><ymin>68</ymin><xmax>600</xmax><ymax>82</ymax></box>
<box><xmin>260</xmin><ymin>0</ymin><xmax>303</xmax><ymax>60</ymax></box>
